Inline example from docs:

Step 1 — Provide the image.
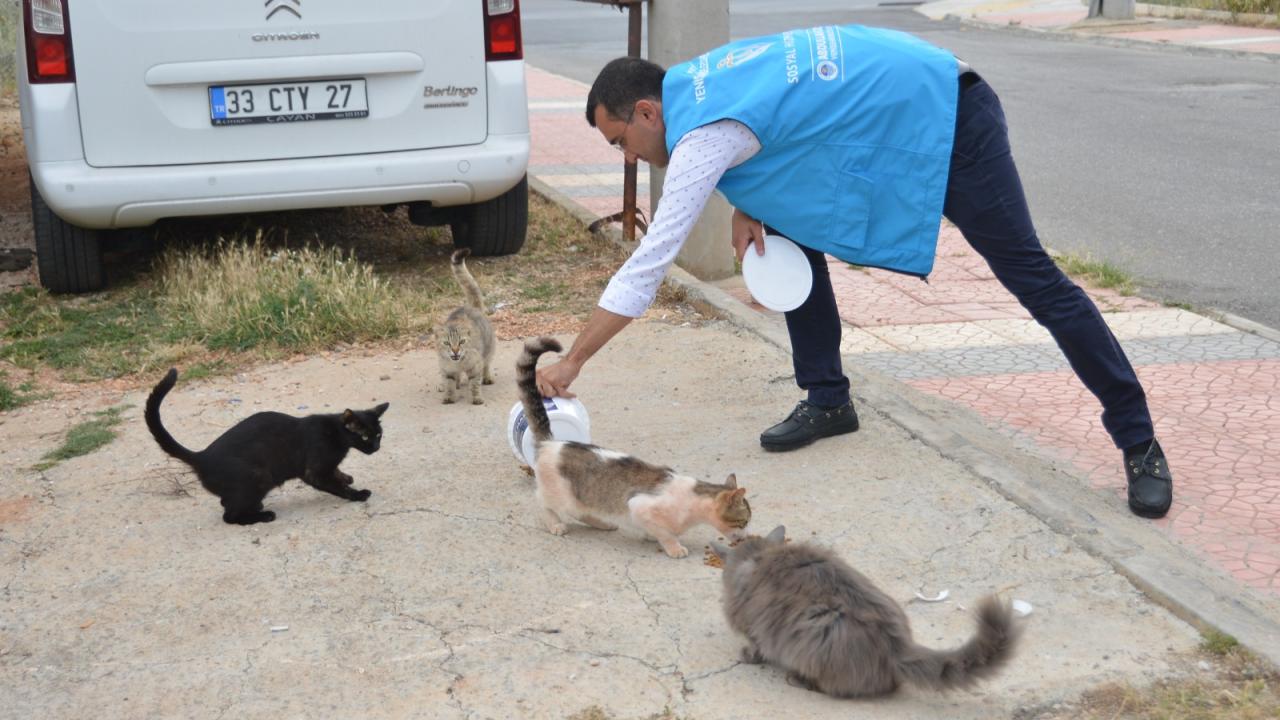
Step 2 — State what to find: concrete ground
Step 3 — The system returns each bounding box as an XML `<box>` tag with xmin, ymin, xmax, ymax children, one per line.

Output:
<box><xmin>0</xmin><ymin>319</ymin><xmax>1213</xmax><ymax>719</ymax></box>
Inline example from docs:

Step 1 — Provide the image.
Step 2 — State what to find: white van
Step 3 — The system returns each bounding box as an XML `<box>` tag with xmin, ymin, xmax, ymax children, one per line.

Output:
<box><xmin>17</xmin><ymin>0</ymin><xmax>531</xmax><ymax>293</ymax></box>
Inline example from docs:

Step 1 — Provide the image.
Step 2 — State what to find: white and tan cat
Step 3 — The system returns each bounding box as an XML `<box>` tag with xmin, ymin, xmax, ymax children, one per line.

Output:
<box><xmin>516</xmin><ymin>336</ymin><xmax>751</xmax><ymax>558</ymax></box>
<box><xmin>436</xmin><ymin>248</ymin><xmax>495</xmax><ymax>404</ymax></box>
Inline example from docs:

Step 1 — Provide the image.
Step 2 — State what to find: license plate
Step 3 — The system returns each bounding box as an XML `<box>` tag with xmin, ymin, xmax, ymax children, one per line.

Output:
<box><xmin>209</xmin><ymin>78</ymin><xmax>369</xmax><ymax>126</ymax></box>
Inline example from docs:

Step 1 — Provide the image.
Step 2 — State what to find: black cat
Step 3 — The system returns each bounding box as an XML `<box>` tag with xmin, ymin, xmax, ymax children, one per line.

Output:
<box><xmin>145</xmin><ymin>368</ymin><xmax>389</xmax><ymax>525</ymax></box>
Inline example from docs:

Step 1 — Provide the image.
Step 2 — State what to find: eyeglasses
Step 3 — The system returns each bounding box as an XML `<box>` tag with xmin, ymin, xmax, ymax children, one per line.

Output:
<box><xmin>607</xmin><ymin>111</ymin><xmax>635</xmax><ymax>153</ymax></box>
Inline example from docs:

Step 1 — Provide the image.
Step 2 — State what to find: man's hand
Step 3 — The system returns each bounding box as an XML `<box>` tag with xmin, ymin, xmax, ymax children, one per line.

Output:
<box><xmin>731</xmin><ymin>208</ymin><xmax>766</xmax><ymax>263</ymax></box>
<box><xmin>536</xmin><ymin>358</ymin><xmax>581</xmax><ymax>399</ymax></box>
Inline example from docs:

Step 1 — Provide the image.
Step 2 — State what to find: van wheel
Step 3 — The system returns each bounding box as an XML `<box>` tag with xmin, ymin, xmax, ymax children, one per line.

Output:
<box><xmin>450</xmin><ymin>175</ymin><xmax>528</xmax><ymax>257</ymax></box>
<box><xmin>29</xmin><ymin>175</ymin><xmax>105</xmax><ymax>294</ymax></box>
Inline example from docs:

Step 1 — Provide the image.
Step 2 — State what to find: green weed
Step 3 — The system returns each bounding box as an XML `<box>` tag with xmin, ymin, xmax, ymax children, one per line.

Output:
<box><xmin>1202</xmin><ymin>630</ymin><xmax>1241</xmax><ymax>656</ymax></box>
<box><xmin>0</xmin><ymin>371</ymin><xmax>41</xmax><ymax>411</ymax></box>
<box><xmin>1053</xmin><ymin>252</ymin><xmax>1137</xmax><ymax>296</ymax></box>
<box><xmin>35</xmin><ymin>406</ymin><xmax>128</xmax><ymax>471</ymax></box>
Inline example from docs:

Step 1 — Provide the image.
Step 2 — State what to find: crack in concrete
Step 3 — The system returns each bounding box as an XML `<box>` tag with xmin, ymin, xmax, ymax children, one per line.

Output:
<box><xmin>683</xmin><ymin>659</ymin><xmax>744</xmax><ymax>696</ymax></box>
<box><xmin>624</xmin><ymin>559</ymin><xmax>691</xmax><ymax>670</ymax></box>
<box><xmin>367</xmin><ymin>505</ymin><xmax>543</xmax><ymax>533</ymax></box>
<box><xmin>624</xmin><ymin>561</ymin><xmax>662</xmax><ymax>625</ymax></box>
<box><xmin>35</xmin><ymin>477</ymin><xmax>59</xmax><ymax>510</ymax></box>
<box><xmin>2</xmin><ymin>523</ymin><xmax>54</xmax><ymax>597</ymax></box>
<box><xmin>517</xmin><ymin>628</ymin><xmax>685</xmax><ymax>712</ymax></box>
<box><xmin>391</xmin><ymin>608</ymin><xmax>472</xmax><ymax>718</ymax></box>
<box><xmin>923</xmin><ymin>517</ymin><xmax>996</xmax><ymax>567</ymax></box>
<box><xmin>517</xmin><ymin>629</ymin><xmax>680</xmax><ymax>678</ymax></box>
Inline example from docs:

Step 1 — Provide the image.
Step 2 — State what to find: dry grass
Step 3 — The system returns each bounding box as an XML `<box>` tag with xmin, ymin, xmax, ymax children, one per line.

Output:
<box><xmin>1028</xmin><ymin>641</ymin><xmax>1280</xmax><ymax>720</ymax></box>
<box><xmin>0</xmin><ymin>190</ymin><xmax>701</xmax><ymax>395</ymax></box>
<box><xmin>156</xmin><ymin>230</ymin><xmax>425</xmax><ymax>353</ymax></box>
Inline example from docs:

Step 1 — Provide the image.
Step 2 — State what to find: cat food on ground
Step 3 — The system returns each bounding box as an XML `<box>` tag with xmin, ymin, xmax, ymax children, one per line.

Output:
<box><xmin>703</xmin><ymin>546</ymin><xmax>725</xmax><ymax>569</ymax></box>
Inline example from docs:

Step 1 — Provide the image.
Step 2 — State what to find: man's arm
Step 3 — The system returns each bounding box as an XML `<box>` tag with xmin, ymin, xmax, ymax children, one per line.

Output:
<box><xmin>535</xmin><ymin>307</ymin><xmax>632</xmax><ymax>398</ymax></box>
<box><xmin>536</xmin><ymin>120</ymin><xmax>760</xmax><ymax>398</ymax></box>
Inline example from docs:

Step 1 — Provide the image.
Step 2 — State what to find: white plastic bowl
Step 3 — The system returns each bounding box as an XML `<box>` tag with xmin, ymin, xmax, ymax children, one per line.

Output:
<box><xmin>741</xmin><ymin>234</ymin><xmax>814</xmax><ymax>312</ymax></box>
<box><xmin>507</xmin><ymin>397</ymin><xmax>592</xmax><ymax>465</ymax></box>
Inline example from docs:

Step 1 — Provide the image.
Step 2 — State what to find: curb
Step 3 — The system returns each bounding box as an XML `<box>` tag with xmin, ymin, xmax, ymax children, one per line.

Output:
<box><xmin>945</xmin><ymin>13</ymin><xmax>1280</xmax><ymax>63</ymax></box>
<box><xmin>529</xmin><ymin>175</ymin><xmax>1280</xmax><ymax>669</ymax></box>
<box><xmin>1215</xmin><ymin>310</ymin><xmax>1280</xmax><ymax>345</ymax></box>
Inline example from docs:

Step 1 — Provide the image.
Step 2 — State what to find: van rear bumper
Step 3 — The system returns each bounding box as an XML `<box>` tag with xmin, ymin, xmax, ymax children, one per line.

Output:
<box><xmin>29</xmin><ymin>133</ymin><xmax>530</xmax><ymax>228</ymax></box>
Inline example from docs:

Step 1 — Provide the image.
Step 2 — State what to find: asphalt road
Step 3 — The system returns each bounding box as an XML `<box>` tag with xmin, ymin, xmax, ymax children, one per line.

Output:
<box><xmin>522</xmin><ymin>0</ymin><xmax>1280</xmax><ymax>329</ymax></box>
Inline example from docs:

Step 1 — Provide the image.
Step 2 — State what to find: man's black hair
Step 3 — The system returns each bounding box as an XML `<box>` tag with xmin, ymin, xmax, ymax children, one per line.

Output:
<box><xmin>585</xmin><ymin>57</ymin><xmax>666</xmax><ymax>127</ymax></box>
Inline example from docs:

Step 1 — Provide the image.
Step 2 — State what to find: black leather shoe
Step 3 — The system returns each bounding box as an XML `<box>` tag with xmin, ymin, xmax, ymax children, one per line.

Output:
<box><xmin>1125</xmin><ymin>439</ymin><xmax>1173</xmax><ymax>519</ymax></box>
<box><xmin>760</xmin><ymin>400</ymin><xmax>859</xmax><ymax>452</ymax></box>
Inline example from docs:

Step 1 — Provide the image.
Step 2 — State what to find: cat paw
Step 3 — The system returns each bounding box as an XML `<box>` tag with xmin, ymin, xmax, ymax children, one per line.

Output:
<box><xmin>257</xmin><ymin>511</ymin><xmax>277</xmax><ymax>523</ymax></box>
<box><xmin>548</xmin><ymin>523</ymin><xmax>569</xmax><ymax>536</ymax></box>
<box><xmin>740</xmin><ymin>646</ymin><xmax>764</xmax><ymax>664</ymax></box>
<box><xmin>471</xmin><ymin>398</ymin><xmax>484</xmax><ymax>405</ymax></box>
<box><xmin>786</xmin><ymin>672</ymin><xmax>820</xmax><ymax>693</ymax></box>
<box><xmin>350</xmin><ymin>489</ymin><xmax>371</xmax><ymax>502</ymax></box>
<box><xmin>482</xmin><ymin>377</ymin><xmax>494</xmax><ymax>385</ymax></box>
<box><xmin>663</xmin><ymin>544</ymin><xmax>690</xmax><ymax>559</ymax></box>
<box><xmin>442</xmin><ymin>397</ymin><xmax>456</xmax><ymax>405</ymax></box>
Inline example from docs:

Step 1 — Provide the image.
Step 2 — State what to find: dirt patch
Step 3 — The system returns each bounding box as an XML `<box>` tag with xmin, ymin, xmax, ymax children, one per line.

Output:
<box><xmin>0</xmin><ymin>495</ymin><xmax>33</xmax><ymax>524</ymax></box>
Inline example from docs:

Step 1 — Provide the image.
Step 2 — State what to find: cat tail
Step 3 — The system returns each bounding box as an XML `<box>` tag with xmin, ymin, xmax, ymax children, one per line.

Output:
<box><xmin>516</xmin><ymin>336</ymin><xmax>563</xmax><ymax>444</ymax></box>
<box><xmin>450</xmin><ymin>249</ymin><xmax>487</xmax><ymax>313</ymax></box>
<box><xmin>894</xmin><ymin>595</ymin><xmax>1020</xmax><ymax>691</ymax></box>
<box><xmin>144</xmin><ymin>368</ymin><xmax>198</xmax><ymax>465</ymax></box>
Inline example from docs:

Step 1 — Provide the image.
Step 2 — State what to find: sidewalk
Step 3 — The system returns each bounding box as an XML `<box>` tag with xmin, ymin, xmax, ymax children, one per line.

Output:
<box><xmin>921</xmin><ymin>0</ymin><xmax>1280</xmax><ymax>57</ymax></box>
<box><xmin>525</xmin><ymin>8</ymin><xmax>1280</xmax><ymax>643</ymax></box>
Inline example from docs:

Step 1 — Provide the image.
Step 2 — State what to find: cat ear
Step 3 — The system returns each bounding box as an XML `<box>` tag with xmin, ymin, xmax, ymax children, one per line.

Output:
<box><xmin>766</xmin><ymin>525</ymin><xmax>786</xmax><ymax>545</ymax></box>
<box><xmin>724</xmin><ymin>473</ymin><xmax>737</xmax><ymax>489</ymax></box>
<box><xmin>709</xmin><ymin>542</ymin><xmax>730</xmax><ymax>561</ymax></box>
<box><xmin>373</xmin><ymin>402</ymin><xmax>390</xmax><ymax>417</ymax></box>
<box><xmin>731</xmin><ymin>487</ymin><xmax>746</xmax><ymax>500</ymax></box>
<box><xmin>342</xmin><ymin>409</ymin><xmax>354</xmax><ymax>423</ymax></box>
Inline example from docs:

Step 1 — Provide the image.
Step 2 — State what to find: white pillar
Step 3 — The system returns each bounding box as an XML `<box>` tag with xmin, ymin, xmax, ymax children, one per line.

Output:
<box><xmin>647</xmin><ymin>0</ymin><xmax>735</xmax><ymax>281</ymax></box>
<box><xmin>1089</xmin><ymin>0</ymin><xmax>1136</xmax><ymax>20</ymax></box>
<box><xmin>1105</xmin><ymin>0</ymin><xmax>1136</xmax><ymax>20</ymax></box>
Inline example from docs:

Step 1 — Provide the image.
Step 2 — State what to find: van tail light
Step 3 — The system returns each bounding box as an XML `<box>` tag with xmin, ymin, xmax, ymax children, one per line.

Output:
<box><xmin>24</xmin><ymin>0</ymin><xmax>76</xmax><ymax>83</ymax></box>
<box><xmin>484</xmin><ymin>0</ymin><xmax>523</xmax><ymax>62</ymax></box>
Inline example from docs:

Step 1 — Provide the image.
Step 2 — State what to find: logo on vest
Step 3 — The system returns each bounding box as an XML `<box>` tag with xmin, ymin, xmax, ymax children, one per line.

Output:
<box><xmin>716</xmin><ymin>43</ymin><xmax>773</xmax><ymax>70</ymax></box>
<box><xmin>685</xmin><ymin>54</ymin><xmax>711</xmax><ymax>104</ymax></box>
<box><xmin>816</xmin><ymin>60</ymin><xmax>839</xmax><ymax>81</ymax></box>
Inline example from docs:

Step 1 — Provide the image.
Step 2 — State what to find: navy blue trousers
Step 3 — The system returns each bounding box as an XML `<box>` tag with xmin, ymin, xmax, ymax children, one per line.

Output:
<box><xmin>782</xmin><ymin>72</ymin><xmax>1154</xmax><ymax>449</ymax></box>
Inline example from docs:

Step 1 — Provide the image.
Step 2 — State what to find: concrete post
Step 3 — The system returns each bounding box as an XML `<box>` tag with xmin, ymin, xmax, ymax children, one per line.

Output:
<box><xmin>1105</xmin><ymin>0</ymin><xmax>1136</xmax><ymax>20</ymax></box>
<box><xmin>647</xmin><ymin>0</ymin><xmax>735</xmax><ymax>281</ymax></box>
<box><xmin>1089</xmin><ymin>0</ymin><xmax>1136</xmax><ymax>20</ymax></box>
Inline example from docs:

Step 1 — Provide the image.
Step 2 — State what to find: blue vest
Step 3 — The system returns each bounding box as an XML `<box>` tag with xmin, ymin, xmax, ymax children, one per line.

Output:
<box><xmin>663</xmin><ymin>26</ymin><xmax>960</xmax><ymax>277</ymax></box>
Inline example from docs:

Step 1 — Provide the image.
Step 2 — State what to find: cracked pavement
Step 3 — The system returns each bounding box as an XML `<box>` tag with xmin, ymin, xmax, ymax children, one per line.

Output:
<box><xmin>0</xmin><ymin>321</ymin><xmax>1206</xmax><ymax>718</ymax></box>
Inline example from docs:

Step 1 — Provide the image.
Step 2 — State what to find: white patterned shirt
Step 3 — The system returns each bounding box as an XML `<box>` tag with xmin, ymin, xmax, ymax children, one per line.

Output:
<box><xmin>598</xmin><ymin>119</ymin><xmax>761</xmax><ymax>318</ymax></box>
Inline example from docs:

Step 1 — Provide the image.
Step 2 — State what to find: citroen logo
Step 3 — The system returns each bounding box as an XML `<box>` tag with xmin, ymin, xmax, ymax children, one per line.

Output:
<box><xmin>266</xmin><ymin>0</ymin><xmax>301</xmax><ymax>21</ymax></box>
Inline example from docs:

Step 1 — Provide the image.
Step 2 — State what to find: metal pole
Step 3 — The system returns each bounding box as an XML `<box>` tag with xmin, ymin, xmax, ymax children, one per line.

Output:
<box><xmin>622</xmin><ymin>3</ymin><xmax>642</xmax><ymax>243</ymax></box>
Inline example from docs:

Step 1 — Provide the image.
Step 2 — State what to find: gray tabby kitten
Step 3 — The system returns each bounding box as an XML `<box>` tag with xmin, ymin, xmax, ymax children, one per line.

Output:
<box><xmin>436</xmin><ymin>248</ymin><xmax>495</xmax><ymax>404</ymax></box>
<box><xmin>709</xmin><ymin>526</ymin><xmax>1020</xmax><ymax>698</ymax></box>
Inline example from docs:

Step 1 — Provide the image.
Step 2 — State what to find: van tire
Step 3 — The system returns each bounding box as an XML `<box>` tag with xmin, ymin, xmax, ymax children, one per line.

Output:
<box><xmin>30</xmin><ymin>175</ymin><xmax>105</xmax><ymax>294</ymax></box>
<box><xmin>450</xmin><ymin>175</ymin><xmax>528</xmax><ymax>256</ymax></box>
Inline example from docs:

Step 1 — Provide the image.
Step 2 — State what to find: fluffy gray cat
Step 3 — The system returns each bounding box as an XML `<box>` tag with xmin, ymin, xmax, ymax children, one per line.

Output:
<box><xmin>709</xmin><ymin>526</ymin><xmax>1021</xmax><ymax>698</ymax></box>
